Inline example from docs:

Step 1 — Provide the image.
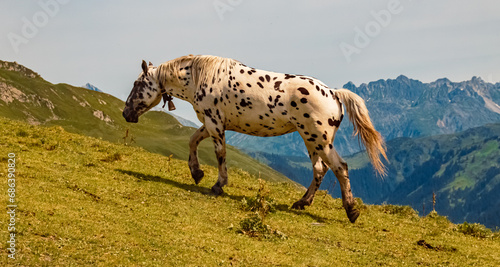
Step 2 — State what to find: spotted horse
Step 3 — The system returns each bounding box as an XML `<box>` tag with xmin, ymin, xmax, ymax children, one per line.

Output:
<box><xmin>123</xmin><ymin>55</ymin><xmax>387</xmax><ymax>223</ymax></box>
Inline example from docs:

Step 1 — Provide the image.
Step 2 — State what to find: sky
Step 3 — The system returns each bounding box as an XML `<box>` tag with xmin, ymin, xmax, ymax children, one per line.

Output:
<box><xmin>1</xmin><ymin>0</ymin><xmax>499</xmax><ymax>125</ymax></box>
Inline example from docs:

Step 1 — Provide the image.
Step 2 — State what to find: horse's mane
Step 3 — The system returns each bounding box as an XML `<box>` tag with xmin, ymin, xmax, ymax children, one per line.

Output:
<box><xmin>156</xmin><ymin>55</ymin><xmax>238</xmax><ymax>89</ymax></box>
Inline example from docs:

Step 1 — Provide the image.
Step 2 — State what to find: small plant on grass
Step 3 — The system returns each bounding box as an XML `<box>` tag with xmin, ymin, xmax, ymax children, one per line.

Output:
<box><xmin>382</xmin><ymin>204</ymin><xmax>419</xmax><ymax>218</ymax></box>
<box><xmin>238</xmin><ymin>179</ymin><xmax>286</xmax><ymax>240</ymax></box>
<box><xmin>122</xmin><ymin>129</ymin><xmax>136</xmax><ymax>145</ymax></box>
<box><xmin>16</xmin><ymin>129</ymin><xmax>29</xmax><ymax>137</ymax></box>
<box><xmin>241</xmin><ymin>179</ymin><xmax>276</xmax><ymax>216</ymax></box>
<box><xmin>455</xmin><ymin>222</ymin><xmax>495</xmax><ymax>239</ymax></box>
<box><xmin>101</xmin><ymin>152</ymin><xmax>123</xmax><ymax>162</ymax></box>
<box><xmin>239</xmin><ymin>215</ymin><xmax>287</xmax><ymax>240</ymax></box>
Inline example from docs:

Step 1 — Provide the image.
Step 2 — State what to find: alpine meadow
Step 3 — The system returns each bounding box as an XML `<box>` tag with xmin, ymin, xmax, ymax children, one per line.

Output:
<box><xmin>1</xmin><ymin>57</ymin><xmax>500</xmax><ymax>265</ymax></box>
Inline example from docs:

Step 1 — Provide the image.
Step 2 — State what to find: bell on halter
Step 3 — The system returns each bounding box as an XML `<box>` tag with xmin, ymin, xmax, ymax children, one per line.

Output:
<box><xmin>167</xmin><ymin>100</ymin><xmax>176</xmax><ymax>111</ymax></box>
<box><xmin>162</xmin><ymin>93</ymin><xmax>176</xmax><ymax>111</ymax></box>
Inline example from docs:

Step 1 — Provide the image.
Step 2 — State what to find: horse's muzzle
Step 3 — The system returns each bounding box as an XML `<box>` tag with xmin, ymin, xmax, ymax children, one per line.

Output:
<box><xmin>123</xmin><ymin>109</ymin><xmax>138</xmax><ymax>123</ymax></box>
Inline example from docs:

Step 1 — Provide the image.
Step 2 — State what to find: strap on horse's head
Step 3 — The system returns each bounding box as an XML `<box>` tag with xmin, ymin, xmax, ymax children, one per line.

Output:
<box><xmin>162</xmin><ymin>93</ymin><xmax>176</xmax><ymax>111</ymax></box>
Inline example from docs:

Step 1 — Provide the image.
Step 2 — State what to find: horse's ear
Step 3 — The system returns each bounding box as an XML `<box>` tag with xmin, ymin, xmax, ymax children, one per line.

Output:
<box><xmin>141</xmin><ymin>60</ymin><xmax>148</xmax><ymax>75</ymax></box>
<box><xmin>148</xmin><ymin>61</ymin><xmax>153</xmax><ymax>67</ymax></box>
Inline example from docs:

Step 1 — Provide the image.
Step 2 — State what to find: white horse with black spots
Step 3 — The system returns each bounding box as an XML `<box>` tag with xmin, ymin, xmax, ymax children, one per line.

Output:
<box><xmin>123</xmin><ymin>55</ymin><xmax>387</xmax><ymax>223</ymax></box>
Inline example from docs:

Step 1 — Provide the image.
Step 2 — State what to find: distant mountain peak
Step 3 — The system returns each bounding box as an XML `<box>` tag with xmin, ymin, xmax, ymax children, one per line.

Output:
<box><xmin>343</xmin><ymin>81</ymin><xmax>356</xmax><ymax>90</ymax></box>
<box><xmin>83</xmin><ymin>83</ymin><xmax>103</xmax><ymax>92</ymax></box>
<box><xmin>470</xmin><ymin>76</ymin><xmax>485</xmax><ymax>84</ymax></box>
<box><xmin>431</xmin><ymin>77</ymin><xmax>452</xmax><ymax>87</ymax></box>
<box><xmin>396</xmin><ymin>74</ymin><xmax>409</xmax><ymax>82</ymax></box>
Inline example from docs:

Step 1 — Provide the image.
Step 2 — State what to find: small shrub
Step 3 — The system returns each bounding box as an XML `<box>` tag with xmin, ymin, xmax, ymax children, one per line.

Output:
<box><xmin>425</xmin><ymin>210</ymin><xmax>451</xmax><ymax>228</ymax></box>
<box><xmin>455</xmin><ymin>222</ymin><xmax>493</xmax><ymax>239</ymax></box>
<box><xmin>238</xmin><ymin>179</ymin><xmax>286</xmax><ymax>240</ymax></box>
<box><xmin>241</xmin><ymin>179</ymin><xmax>276</xmax><ymax>219</ymax></box>
<box><xmin>238</xmin><ymin>215</ymin><xmax>287</xmax><ymax>240</ymax></box>
<box><xmin>16</xmin><ymin>129</ymin><xmax>29</xmax><ymax>137</ymax></box>
<box><xmin>45</xmin><ymin>143</ymin><xmax>58</xmax><ymax>151</ymax></box>
<box><xmin>101</xmin><ymin>152</ymin><xmax>123</xmax><ymax>162</ymax></box>
<box><xmin>382</xmin><ymin>204</ymin><xmax>418</xmax><ymax>218</ymax></box>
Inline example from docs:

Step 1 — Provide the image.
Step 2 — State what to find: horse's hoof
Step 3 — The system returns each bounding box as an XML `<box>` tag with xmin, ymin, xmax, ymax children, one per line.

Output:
<box><xmin>346</xmin><ymin>206</ymin><xmax>360</xmax><ymax>223</ymax></box>
<box><xmin>211</xmin><ymin>185</ymin><xmax>224</xmax><ymax>196</ymax></box>
<box><xmin>192</xmin><ymin>169</ymin><xmax>204</xmax><ymax>184</ymax></box>
<box><xmin>291</xmin><ymin>200</ymin><xmax>308</xmax><ymax>210</ymax></box>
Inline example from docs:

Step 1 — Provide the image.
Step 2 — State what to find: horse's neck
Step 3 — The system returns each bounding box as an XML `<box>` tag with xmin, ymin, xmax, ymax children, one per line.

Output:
<box><xmin>159</xmin><ymin>60</ymin><xmax>196</xmax><ymax>103</ymax></box>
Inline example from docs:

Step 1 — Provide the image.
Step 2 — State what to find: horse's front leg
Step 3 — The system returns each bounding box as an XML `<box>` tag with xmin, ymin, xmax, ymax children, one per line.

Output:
<box><xmin>189</xmin><ymin>125</ymin><xmax>209</xmax><ymax>184</ymax></box>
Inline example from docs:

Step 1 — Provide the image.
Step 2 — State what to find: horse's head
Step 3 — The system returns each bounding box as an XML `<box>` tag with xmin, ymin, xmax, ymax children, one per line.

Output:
<box><xmin>123</xmin><ymin>60</ymin><xmax>162</xmax><ymax>123</ymax></box>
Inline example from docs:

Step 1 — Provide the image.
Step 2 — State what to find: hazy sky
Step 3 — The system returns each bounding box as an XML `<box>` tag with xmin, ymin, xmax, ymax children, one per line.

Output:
<box><xmin>1</xmin><ymin>0</ymin><xmax>499</xmax><ymax>124</ymax></box>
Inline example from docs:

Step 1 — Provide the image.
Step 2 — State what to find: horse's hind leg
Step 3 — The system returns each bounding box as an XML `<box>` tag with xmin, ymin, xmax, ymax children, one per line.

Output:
<box><xmin>320</xmin><ymin>148</ymin><xmax>359</xmax><ymax>223</ymax></box>
<box><xmin>209</xmin><ymin>129</ymin><xmax>227</xmax><ymax>196</ymax></box>
<box><xmin>292</xmin><ymin>152</ymin><xmax>329</xmax><ymax>209</ymax></box>
<box><xmin>189</xmin><ymin>125</ymin><xmax>209</xmax><ymax>184</ymax></box>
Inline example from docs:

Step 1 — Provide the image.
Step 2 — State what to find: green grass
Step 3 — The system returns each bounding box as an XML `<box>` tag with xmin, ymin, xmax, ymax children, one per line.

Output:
<box><xmin>1</xmin><ymin>117</ymin><xmax>500</xmax><ymax>266</ymax></box>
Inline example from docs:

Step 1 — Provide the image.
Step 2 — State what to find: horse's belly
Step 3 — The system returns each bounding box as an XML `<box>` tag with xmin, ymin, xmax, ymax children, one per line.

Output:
<box><xmin>225</xmin><ymin>113</ymin><xmax>296</xmax><ymax>137</ymax></box>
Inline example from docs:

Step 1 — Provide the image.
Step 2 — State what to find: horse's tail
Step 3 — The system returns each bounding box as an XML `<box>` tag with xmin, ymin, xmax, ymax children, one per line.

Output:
<box><xmin>335</xmin><ymin>89</ymin><xmax>388</xmax><ymax>176</ymax></box>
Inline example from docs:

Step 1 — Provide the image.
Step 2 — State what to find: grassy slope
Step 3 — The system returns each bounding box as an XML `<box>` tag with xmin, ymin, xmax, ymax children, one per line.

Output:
<box><xmin>0</xmin><ymin>63</ymin><xmax>287</xmax><ymax>184</ymax></box>
<box><xmin>1</xmin><ymin>117</ymin><xmax>499</xmax><ymax>266</ymax></box>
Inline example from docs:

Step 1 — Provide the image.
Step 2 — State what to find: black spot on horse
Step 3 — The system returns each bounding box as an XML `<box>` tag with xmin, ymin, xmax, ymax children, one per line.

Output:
<box><xmin>291</xmin><ymin>101</ymin><xmax>297</xmax><ymax>107</ymax></box>
<box><xmin>328</xmin><ymin>118</ymin><xmax>341</xmax><ymax>127</ymax></box>
<box><xmin>259</xmin><ymin>76</ymin><xmax>265</xmax><ymax>82</ymax></box>
<box><xmin>298</xmin><ymin>87</ymin><xmax>309</xmax><ymax>95</ymax></box>
<box><xmin>240</xmin><ymin>99</ymin><xmax>250</xmax><ymax>107</ymax></box>
<box><xmin>257</xmin><ymin>82</ymin><xmax>264</xmax><ymax>88</ymax></box>
<box><xmin>300</xmin><ymin>98</ymin><xmax>308</xmax><ymax>104</ymax></box>
<box><xmin>274</xmin><ymin>81</ymin><xmax>282</xmax><ymax>91</ymax></box>
<box><xmin>265</xmin><ymin>75</ymin><xmax>271</xmax><ymax>82</ymax></box>
<box><xmin>303</xmin><ymin>113</ymin><xmax>310</xmax><ymax>118</ymax></box>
